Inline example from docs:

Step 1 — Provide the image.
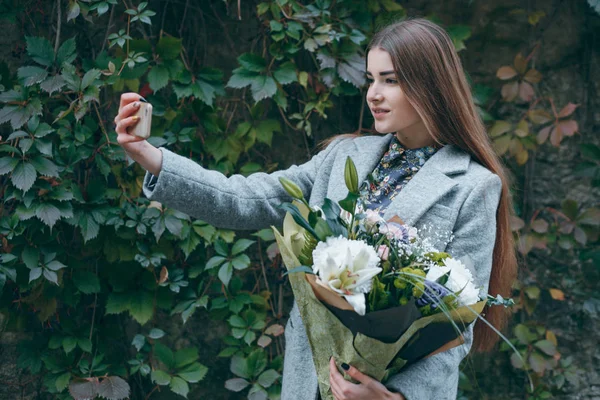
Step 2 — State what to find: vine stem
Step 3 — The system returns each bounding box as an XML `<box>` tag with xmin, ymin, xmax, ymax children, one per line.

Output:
<box><xmin>53</xmin><ymin>0</ymin><xmax>61</xmax><ymax>54</ymax></box>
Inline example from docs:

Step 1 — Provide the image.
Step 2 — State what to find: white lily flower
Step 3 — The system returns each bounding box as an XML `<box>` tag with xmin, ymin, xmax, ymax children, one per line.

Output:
<box><xmin>312</xmin><ymin>236</ymin><xmax>381</xmax><ymax>315</ymax></box>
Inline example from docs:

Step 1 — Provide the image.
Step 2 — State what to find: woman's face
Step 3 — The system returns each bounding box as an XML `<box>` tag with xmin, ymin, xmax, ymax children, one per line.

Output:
<box><xmin>366</xmin><ymin>47</ymin><xmax>424</xmax><ymax>139</ymax></box>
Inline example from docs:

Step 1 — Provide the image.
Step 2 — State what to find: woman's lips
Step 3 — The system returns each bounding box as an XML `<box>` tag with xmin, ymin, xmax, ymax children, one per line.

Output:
<box><xmin>372</xmin><ymin>109</ymin><xmax>390</xmax><ymax>119</ymax></box>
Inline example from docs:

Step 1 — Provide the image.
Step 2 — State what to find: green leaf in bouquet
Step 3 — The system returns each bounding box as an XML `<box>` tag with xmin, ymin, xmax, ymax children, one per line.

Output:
<box><xmin>278</xmin><ymin>203</ymin><xmax>319</xmax><ymax>240</ymax></box>
<box><xmin>338</xmin><ymin>191</ymin><xmax>359</xmax><ymax>215</ymax></box>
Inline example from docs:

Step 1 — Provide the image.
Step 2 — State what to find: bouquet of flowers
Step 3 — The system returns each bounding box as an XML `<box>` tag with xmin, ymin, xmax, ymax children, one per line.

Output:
<box><xmin>272</xmin><ymin>157</ymin><xmax>515</xmax><ymax>400</ymax></box>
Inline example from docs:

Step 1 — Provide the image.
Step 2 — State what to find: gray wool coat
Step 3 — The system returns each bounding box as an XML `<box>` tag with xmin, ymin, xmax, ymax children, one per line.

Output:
<box><xmin>142</xmin><ymin>133</ymin><xmax>502</xmax><ymax>400</ymax></box>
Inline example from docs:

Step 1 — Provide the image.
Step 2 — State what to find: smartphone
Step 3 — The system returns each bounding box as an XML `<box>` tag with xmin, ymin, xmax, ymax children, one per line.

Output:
<box><xmin>129</xmin><ymin>102</ymin><xmax>153</xmax><ymax>139</ymax></box>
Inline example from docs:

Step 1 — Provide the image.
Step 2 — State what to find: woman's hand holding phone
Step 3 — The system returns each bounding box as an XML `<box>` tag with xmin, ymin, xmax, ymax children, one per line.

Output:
<box><xmin>114</xmin><ymin>92</ymin><xmax>162</xmax><ymax>176</ymax></box>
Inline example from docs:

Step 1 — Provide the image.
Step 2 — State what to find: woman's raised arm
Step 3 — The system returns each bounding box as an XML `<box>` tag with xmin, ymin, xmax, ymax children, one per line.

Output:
<box><xmin>114</xmin><ymin>93</ymin><xmax>345</xmax><ymax>231</ymax></box>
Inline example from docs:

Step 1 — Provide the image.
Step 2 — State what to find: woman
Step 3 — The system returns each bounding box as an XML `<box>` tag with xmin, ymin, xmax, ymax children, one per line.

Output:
<box><xmin>114</xmin><ymin>18</ymin><xmax>517</xmax><ymax>400</ymax></box>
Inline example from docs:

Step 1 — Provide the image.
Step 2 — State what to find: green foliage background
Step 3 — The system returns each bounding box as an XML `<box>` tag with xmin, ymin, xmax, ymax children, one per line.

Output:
<box><xmin>0</xmin><ymin>0</ymin><xmax>598</xmax><ymax>399</ymax></box>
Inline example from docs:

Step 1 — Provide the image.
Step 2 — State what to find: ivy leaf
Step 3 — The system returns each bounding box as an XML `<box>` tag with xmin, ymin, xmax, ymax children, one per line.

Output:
<box><xmin>97</xmin><ymin>376</ymin><xmax>130</xmax><ymax>400</ymax></box>
<box><xmin>218</xmin><ymin>262</ymin><xmax>233</xmax><ymax>287</ymax></box>
<box><xmin>79</xmin><ymin>213</ymin><xmax>100</xmax><ymax>243</ymax></box>
<box><xmin>69</xmin><ymin>378</ymin><xmax>98</xmax><ymax>400</ymax></box>
<box><xmin>78</xmin><ymin>338</ymin><xmax>92</xmax><ymax>353</ymax></box>
<box><xmin>35</xmin><ymin>203</ymin><xmax>61</xmax><ymax>228</ymax></box>
<box><xmin>227</xmin><ymin>68</ymin><xmax>259</xmax><ymax>89</ymax></box>
<box><xmin>230</xmin><ymin>355</ymin><xmax>249</xmax><ymax>379</ymax></box>
<box><xmin>273</xmin><ymin>62</ymin><xmax>297</xmax><ymax>85</ymax></box>
<box><xmin>29</xmin><ymin>155</ymin><xmax>59</xmax><ymax>177</ymax></box>
<box><xmin>40</xmin><ymin>75</ymin><xmax>66</xmax><ymax>94</ymax></box>
<box><xmin>191</xmin><ymin>79</ymin><xmax>217</xmax><ymax>107</ymax></box>
<box><xmin>148</xmin><ymin>65</ymin><xmax>169</xmax><ymax>92</ymax></box>
<box><xmin>43</xmin><ymin>269</ymin><xmax>59</xmax><ymax>285</ymax></box>
<box><xmin>63</xmin><ymin>336</ymin><xmax>77</xmax><ymax>354</ymax></box>
<box><xmin>81</xmin><ymin>69</ymin><xmax>101</xmax><ymax>90</ymax></box>
<box><xmin>18</xmin><ymin>66</ymin><xmax>49</xmax><ymax>87</ymax></box>
<box><xmin>169</xmin><ymin>377</ymin><xmax>189</xmax><ymax>398</ymax></box>
<box><xmin>56</xmin><ymin>371</ymin><xmax>71</xmax><ymax>392</ymax></box>
<box><xmin>56</xmin><ymin>37</ymin><xmax>77</xmax><ymax>65</ymax></box>
<box><xmin>12</xmin><ymin>162</ymin><xmax>36</xmax><ymax>192</ymax></box>
<box><xmin>225</xmin><ymin>377</ymin><xmax>250</xmax><ymax>392</ymax></box>
<box><xmin>29</xmin><ymin>267</ymin><xmax>42</xmax><ymax>282</ymax></box>
<box><xmin>0</xmin><ymin>157</ymin><xmax>19</xmax><ymax>175</ymax></box>
<box><xmin>232</xmin><ymin>239</ymin><xmax>255</xmax><ymax>255</ymax></box>
<box><xmin>73</xmin><ymin>270</ymin><xmax>101</xmax><ymax>294</ymax></box>
<box><xmin>129</xmin><ymin>290</ymin><xmax>154</xmax><ymax>325</ymax></box>
<box><xmin>250</xmin><ymin>75</ymin><xmax>277</xmax><ymax>102</ymax></box>
<box><xmin>238</xmin><ymin>53</ymin><xmax>267</xmax><ymax>72</ymax></box>
<box><xmin>151</xmin><ymin>370</ymin><xmax>171</xmax><ymax>386</ymax></box>
<box><xmin>25</xmin><ymin>36</ymin><xmax>54</xmax><ymax>67</ymax></box>
<box><xmin>177</xmin><ymin>362</ymin><xmax>208</xmax><ymax>383</ymax></box>
<box><xmin>67</xmin><ymin>1</ymin><xmax>81</xmax><ymax>21</ymax></box>
<box><xmin>174</xmin><ymin>348</ymin><xmax>199</xmax><ymax>369</ymax></box>
<box><xmin>257</xmin><ymin>369</ymin><xmax>280</xmax><ymax>388</ymax></box>
<box><xmin>156</xmin><ymin>36</ymin><xmax>183</xmax><ymax>60</ymax></box>
<box><xmin>154</xmin><ymin>342</ymin><xmax>175</xmax><ymax>369</ymax></box>
<box><xmin>337</xmin><ymin>53</ymin><xmax>365</xmax><ymax>88</ymax></box>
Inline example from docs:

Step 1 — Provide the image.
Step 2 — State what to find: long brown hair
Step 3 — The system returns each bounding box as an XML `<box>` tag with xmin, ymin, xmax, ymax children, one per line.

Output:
<box><xmin>346</xmin><ymin>18</ymin><xmax>517</xmax><ymax>352</ymax></box>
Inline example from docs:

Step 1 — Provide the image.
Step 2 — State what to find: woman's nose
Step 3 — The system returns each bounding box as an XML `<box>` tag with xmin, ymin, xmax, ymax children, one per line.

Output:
<box><xmin>367</xmin><ymin>86</ymin><xmax>382</xmax><ymax>103</ymax></box>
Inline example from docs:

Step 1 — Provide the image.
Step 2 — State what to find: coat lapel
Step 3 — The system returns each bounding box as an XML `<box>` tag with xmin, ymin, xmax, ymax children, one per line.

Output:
<box><xmin>382</xmin><ymin>144</ymin><xmax>471</xmax><ymax>225</ymax></box>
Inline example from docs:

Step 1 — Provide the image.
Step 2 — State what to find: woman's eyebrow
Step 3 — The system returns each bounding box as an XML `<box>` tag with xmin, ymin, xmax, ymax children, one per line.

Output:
<box><xmin>365</xmin><ymin>70</ymin><xmax>395</xmax><ymax>76</ymax></box>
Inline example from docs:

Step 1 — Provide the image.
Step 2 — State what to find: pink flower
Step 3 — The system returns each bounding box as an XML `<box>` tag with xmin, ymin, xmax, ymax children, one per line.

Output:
<box><xmin>377</xmin><ymin>245</ymin><xmax>390</xmax><ymax>261</ymax></box>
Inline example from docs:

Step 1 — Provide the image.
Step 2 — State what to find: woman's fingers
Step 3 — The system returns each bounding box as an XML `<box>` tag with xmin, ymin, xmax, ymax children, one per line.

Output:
<box><xmin>115</xmin><ymin>115</ymin><xmax>140</xmax><ymax>135</ymax></box>
<box><xmin>119</xmin><ymin>92</ymin><xmax>144</xmax><ymax>109</ymax></box>
<box><xmin>114</xmin><ymin>100</ymin><xmax>141</xmax><ymax>125</ymax></box>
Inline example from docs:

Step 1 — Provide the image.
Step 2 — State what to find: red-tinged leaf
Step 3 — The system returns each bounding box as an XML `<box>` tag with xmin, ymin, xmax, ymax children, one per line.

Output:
<box><xmin>559</xmin><ymin>221</ymin><xmax>574</xmax><ymax>234</ymax></box>
<box><xmin>516</xmin><ymin>150</ymin><xmax>528</xmax><ymax>165</ymax></box>
<box><xmin>549</xmin><ymin>289</ymin><xmax>565</xmax><ymax>301</ymax></box>
<box><xmin>532</xmin><ymin>235</ymin><xmax>547</xmax><ymax>249</ymax></box>
<box><xmin>496</xmin><ymin>66</ymin><xmax>518</xmax><ymax>80</ymax></box>
<box><xmin>529</xmin><ymin>352</ymin><xmax>546</xmax><ymax>376</ymax></box>
<box><xmin>578</xmin><ymin>207</ymin><xmax>600</xmax><ymax>226</ymax></box>
<box><xmin>528</xmin><ymin>109</ymin><xmax>553</xmax><ymax>124</ymax></box>
<box><xmin>514</xmin><ymin>53</ymin><xmax>528</xmax><ymax>74</ymax></box>
<box><xmin>518</xmin><ymin>82</ymin><xmax>535</xmax><ymax>102</ymax></box>
<box><xmin>558</xmin><ymin>120</ymin><xmax>578</xmax><ymax>137</ymax></box>
<box><xmin>573</xmin><ymin>226</ymin><xmax>587</xmax><ymax>245</ymax></box>
<box><xmin>510</xmin><ymin>216</ymin><xmax>525</xmax><ymax>231</ymax></box>
<box><xmin>537</xmin><ymin>125</ymin><xmax>552</xmax><ymax>144</ymax></box>
<box><xmin>492</xmin><ymin>135</ymin><xmax>512</xmax><ymax>156</ymax></box>
<box><xmin>510</xmin><ymin>352</ymin><xmax>524</xmax><ymax>369</ymax></box>
<box><xmin>514</xmin><ymin>119</ymin><xmax>529</xmax><ymax>137</ymax></box>
<box><xmin>489</xmin><ymin>120</ymin><xmax>512</xmax><ymax>137</ymax></box>
<box><xmin>558</xmin><ymin>103</ymin><xmax>579</xmax><ymax>118</ymax></box>
<box><xmin>531</xmin><ymin>219</ymin><xmax>548</xmax><ymax>233</ymax></box>
<box><xmin>518</xmin><ymin>234</ymin><xmax>534</xmax><ymax>255</ymax></box>
<box><xmin>534</xmin><ymin>340</ymin><xmax>557</xmax><ymax>356</ymax></box>
<box><xmin>159</xmin><ymin>266</ymin><xmax>168</xmax><ymax>284</ymax></box>
<box><xmin>501</xmin><ymin>81</ymin><xmax>519</xmax><ymax>101</ymax></box>
<box><xmin>546</xmin><ymin>330</ymin><xmax>558</xmax><ymax>346</ymax></box>
<box><xmin>523</xmin><ymin>69</ymin><xmax>542</xmax><ymax>83</ymax></box>
<box><xmin>257</xmin><ymin>335</ymin><xmax>272</xmax><ymax>348</ymax></box>
<box><xmin>69</xmin><ymin>377</ymin><xmax>99</xmax><ymax>400</ymax></box>
<box><xmin>264</xmin><ymin>324</ymin><xmax>284</xmax><ymax>336</ymax></box>
<box><xmin>550</xmin><ymin>125</ymin><xmax>563</xmax><ymax>147</ymax></box>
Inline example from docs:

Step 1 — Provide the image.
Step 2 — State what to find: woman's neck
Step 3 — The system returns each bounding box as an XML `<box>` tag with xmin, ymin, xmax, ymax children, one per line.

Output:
<box><xmin>395</xmin><ymin>121</ymin><xmax>436</xmax><ymax>149</ymax></box>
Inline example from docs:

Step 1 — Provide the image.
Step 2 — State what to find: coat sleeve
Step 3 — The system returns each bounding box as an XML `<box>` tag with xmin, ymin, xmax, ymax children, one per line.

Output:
<box><xmin>384</xmin><ymin>173</ymin><xmax>502</xmax><ymax>400</ymax></box>
<box><xmin>142</xmin><ymin>138</ymin><xmax>346</xmax><ymax>231</ymax></box>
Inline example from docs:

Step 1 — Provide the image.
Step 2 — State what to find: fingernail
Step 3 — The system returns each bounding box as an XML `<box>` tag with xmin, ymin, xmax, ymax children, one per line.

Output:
<box><xmin>133</xmin><ymin>102</ymin><xmax>140</xmax><ymax>108</ymax></box>
<box><xmin>341</xmin><ymin>363</ymin><xmax>349</xmax><ymax>371</ymax></box>
<box><xmin>139</xmin><ymin>96</ymin><xmax>148</xmax><ymax>103</ymax></box>
<box><xmin>132</xmin><ymin>116</ymin><xmax>139</xmax><ymax>121</ymax></box>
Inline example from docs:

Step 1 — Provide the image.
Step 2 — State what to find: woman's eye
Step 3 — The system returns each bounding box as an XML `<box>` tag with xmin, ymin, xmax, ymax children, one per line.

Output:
<box><xmin>386</xmin><ymin>79</ymin><xmax>398</xmax><ymax>84</ymax></box>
